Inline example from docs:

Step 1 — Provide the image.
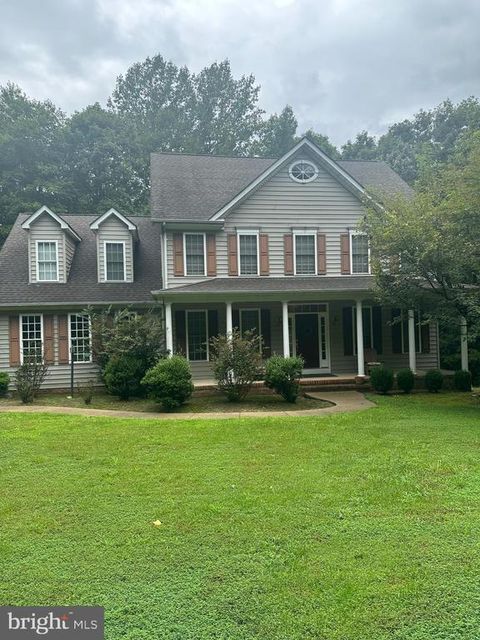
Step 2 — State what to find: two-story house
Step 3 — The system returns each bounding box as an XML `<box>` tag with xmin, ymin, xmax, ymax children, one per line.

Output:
<box><xmin>0</xmin><ymin>137</ymin><xmax>443</xmax><ymax>388</ymax></box>
<box><xmin>151</xmin><ymin>137</ymin><xmax>439</xmax><ymax>382</ymax></box>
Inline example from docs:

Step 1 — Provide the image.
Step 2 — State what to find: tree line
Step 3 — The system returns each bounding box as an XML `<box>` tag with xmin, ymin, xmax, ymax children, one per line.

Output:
<box><xmin>1</xmin><ymin>53</ymin><xmax>480</xmax><ymax>244</ymax></box>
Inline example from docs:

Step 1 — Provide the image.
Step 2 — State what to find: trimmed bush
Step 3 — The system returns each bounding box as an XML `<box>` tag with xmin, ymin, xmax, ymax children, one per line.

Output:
<box><xmin>370</xmin><ymin>366</ymin><xmax>394</xmax><ymax>395</ymax></box>
<box><xmin>425</xmin><ymin>369</ymin><xmax>444</xmax><ymax>393</ymax></box>
<box><xmin>396</xmin><ymin>368</ymin><xmax>415</xmax><ymax>394</ymax></box>
<box><xmin>210</xmin><ymin>329</ymin><xmax>263</xmax><ymax>402</ymax></box>
<box><xmin>454</xmin><ymin>369</ymin><xmax>472</xmax><ymax>392</ymax></box>
<box><xmin>104</xmin><ymin>354</ymin><xmax>145</xmax><ymax>400</ymax></box>
<box><xmin>264</xmin><ymin>355</ymin><xmax>304</xmax><ymax>403</ymax></box>
<box><xmin>0</xmin><ymin>371</ymin><xmax>10</xmax><ymax>397</ymax></box>
<box><xmin>141</xmin><ymin>356</ymin><xmax>193</xmax><ymax>411</ymax></box>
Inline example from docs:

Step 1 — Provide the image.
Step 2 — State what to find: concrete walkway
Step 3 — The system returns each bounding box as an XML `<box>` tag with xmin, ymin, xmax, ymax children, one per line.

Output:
<box><xmin>0</xmin><ymin>391</ymin><xmax>375</xmax><ymax>421</ymax></box>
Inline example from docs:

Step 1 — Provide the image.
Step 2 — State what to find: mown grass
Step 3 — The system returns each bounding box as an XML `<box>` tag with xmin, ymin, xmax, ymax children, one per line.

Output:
<box><xmin>0</xmin><ymin>391</ymin><xmax>329</xmax><ymax>413</ymax></box>
<box><xmin>0</xmin><ymin>393</ymin><xmax>479</xmax><ymax>639</ymax></box>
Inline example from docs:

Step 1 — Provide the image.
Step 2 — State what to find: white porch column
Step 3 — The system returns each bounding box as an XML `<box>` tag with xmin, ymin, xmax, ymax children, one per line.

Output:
<box><xmin>460</xmin><ymin>316</ymin><xmax>469</xmax><ymax>371</ymax></box>
<box><xmin>165</xmin><ymin>302</ymin><xmax>173</xmax><ymax>357</ymax></box>
<box><xmin>408</xmin><ymin>309</ymin><xmax>416</xmax><ymax>373</ymax></box>
<box><xmin>282</xmin><ymin>301</ymin><xmax>290</xmax><ymax>358</ymax></box>
<box><xmin>226</xmin><ymin>301</ymin><xmax>233</xmax><ymax>339</ymax></box>
<box><xmin>356</xmin><ymin>299</ymin><xmax>365</xmax><ymax>377</ymax></box>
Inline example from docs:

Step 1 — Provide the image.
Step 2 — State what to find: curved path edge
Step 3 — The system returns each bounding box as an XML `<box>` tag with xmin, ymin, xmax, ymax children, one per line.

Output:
<box><xmin>0</xmin><ymin>391</ymin><xmax>375</xmax><ymax>421</ymax></box>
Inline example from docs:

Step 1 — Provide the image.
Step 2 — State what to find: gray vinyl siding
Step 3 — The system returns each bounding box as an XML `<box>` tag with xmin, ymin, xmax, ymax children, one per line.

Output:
<box><xmin>166</xmin><ymin>149</ymin><xmax>366</xmax><ymax>287</ymax></box>
<box><xmin>27</xmin><ymin>213</ymin><xmax>67</xmax><ymax>283</ymax></box>
<box><xmin>97</xmin><ymin>217</ymin><xmax>134</xmax><ymax>282</ymax></box>
<box><xmin>0</xmin><ymin>312</ymin><xmax>101</xmax><ymax>390</ymax></box>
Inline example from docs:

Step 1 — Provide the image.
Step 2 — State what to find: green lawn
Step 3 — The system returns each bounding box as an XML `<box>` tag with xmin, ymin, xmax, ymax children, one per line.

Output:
<box><xmin>1</xmin><ymin>393</ymin><xmax>479</xmax><ymax>639</ymax></box>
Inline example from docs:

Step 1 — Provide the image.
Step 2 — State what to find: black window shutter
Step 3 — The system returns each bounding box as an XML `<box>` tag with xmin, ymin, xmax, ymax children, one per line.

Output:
<box><xmin>343</xmin><ymin>307</ymin><xmax>354</xmax><ymax>356</ymax></box>
<box><xmin>260</xmin><ymin>308</ymin><xmax>271</xmax><ymax>358</ymax></box>
<box><xmin>232</xmin><ymin>309</ymin><xmax>240</xmax><ymax>331</ymax></box>
<box><xmin>391</xmin><ymin>308</ymin><xmax>402</xmax><ymax>354</ymax></box>
<box><xmin>372</xmin><ymin>306</ymin><xmax>383</xmax><ymax>355</ymax></box>
<box><xmin>174</xmin><ymin>310</ymin><xmax>186</xmax><ymax>356</ymax></box>
<box><xmin>421</xmin><ymin>320</ymin><xmax>430</xmax><ymax>354</ymax></box>
<box><xmin>208</xmin><ymin>310</ymin><xmax>219</xmax><ymax>341</ymax></box>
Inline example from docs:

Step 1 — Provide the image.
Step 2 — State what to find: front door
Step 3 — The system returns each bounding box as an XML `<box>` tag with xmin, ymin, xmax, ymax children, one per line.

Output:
<box><xmin>295</xmin><ymin>313</ymin><xmax>320</xmax><ymax>369</ymax></box>
<box><xmin>292</xmin><ymin>311</ymin><xmax>330</xmax><ymax>372</ymax></box>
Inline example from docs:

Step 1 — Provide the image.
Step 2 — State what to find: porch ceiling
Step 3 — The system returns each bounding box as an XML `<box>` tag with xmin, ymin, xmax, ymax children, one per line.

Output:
<box><xmin>153</xmin><ymin>276</ymin><xmax>375</xmax><ymax>303</ymax></box>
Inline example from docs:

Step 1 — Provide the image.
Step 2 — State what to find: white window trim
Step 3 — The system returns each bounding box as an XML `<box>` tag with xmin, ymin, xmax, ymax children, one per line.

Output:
<box><xmin>35</xmin><ymin>240</ymin><xmax>59</xmax><ymax>282</ymax></box>
<box><xmin>293</xmin><ymin>231</ymin><xmax>317</xmax><ymax>276</ymax></box>
<box><xmin>349</xmin><ymin>231</ymin><xmax>371</xmax><ymax>275</ymax></box>
<box><xmin>183</xmin><ymin>232</ymin><xmax>207</xmax><ymax>277</ymax></box>
<box><xmin>186</xmin><ymin>309</ymin><xmax>209</xmax><ymax>362</ymax></box>
<box><xmin>104</xmin><ymin>240</ymin><xmax>127</xmax><ymax>282</ymax></box>
<box><xmin>68</xmin><ymin>313</ymin><xmax>92</xmax><ymax>364</ymax></box>
<box><xmin>237</xmin><ymin>230</ymin><xmax>260</xmax><ymax>276</ymax></box>
<box><xmin>20</xmin><ymin>313</ymin><xmax>43</xmax><ymax>364</ymax></box>
<box><xmin>352</xmin><ymin>306</ymin><xmax>373</xmax><ymax>355</ymax></box>
<box><xmin>288</xmin><ymin>159</ymin><xmax>319</xmax><ymax>184</ymax></box>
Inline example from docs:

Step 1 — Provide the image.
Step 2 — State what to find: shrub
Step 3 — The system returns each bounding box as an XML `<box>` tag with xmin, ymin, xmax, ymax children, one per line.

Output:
<box><xmin>15</xmin><ymin>352</ymin><xmax>49</xmax><ymax>404</ymax></box>
<box><xmin>396</xmin><ymin>368</ymin><xmax>415</xmax><ymax>394</ymax></box>
<box><xmin>77</xmin><ymin>379</ymin><xmax>95</xmax><ymax>405</ymax></box>
<box><xmin>370</xmin><ymin>366</ymin><xmax>394</xmax><ymax>395</ymax></box>
<box><xmin>425</xmin><ymin>369</ymin><xmax>444</xmax><ymax>393</ymax></box>
<box><xmin>454</xmin><ymin>369</ymin><xmax>472</xmax><ymax>392</ymax></box>
<box><xmin>264</xmin><ymin>355</ymin><xmax>304</xmax><ymax>403</ymax></box>
<box><xmin>0</xmin><ymin>372</ymin><xmax>10</xmax><ymax>397</ymax></box>
<box><xmin>141</xmin><ymin>356</ymin><xmax>193</xmax><ymax>411</ymax></box>
<box><xmin>210</xmin><ymin>329</ymin><xmax>263</xmax><ymax>401</ymax></box>
<box><xmin>89</xmin><ymin>306</ymin><xmax>166</xmax><ymax>396</ymax></box>
<box><xmin>104</xmin><ymin>354</ymin><xmax>145</xmax><ymax>400</ymax></box>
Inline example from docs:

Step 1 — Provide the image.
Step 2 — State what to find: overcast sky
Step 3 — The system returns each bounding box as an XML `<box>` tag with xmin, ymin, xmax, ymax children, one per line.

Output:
<box><xmin>1</xmin><ymin>0</ymin><xmax>479</xmax><ymax>145</ymax></box>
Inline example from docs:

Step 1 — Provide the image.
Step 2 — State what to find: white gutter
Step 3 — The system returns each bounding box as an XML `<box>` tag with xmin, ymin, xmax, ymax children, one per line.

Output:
<box><xmin>162</xmin><ymin>222</ymin><xmax>169</xmax><ymax>290</ymax></box>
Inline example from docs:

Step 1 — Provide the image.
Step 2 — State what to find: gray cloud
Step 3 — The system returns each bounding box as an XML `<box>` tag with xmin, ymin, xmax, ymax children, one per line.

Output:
<box><xmin>0</xmin><ymin>0</ymin><xmax>479</xmax><ymax>145</ymax></box>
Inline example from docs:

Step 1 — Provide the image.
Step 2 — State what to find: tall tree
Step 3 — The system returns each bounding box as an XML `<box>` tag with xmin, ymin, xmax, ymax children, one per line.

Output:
<box><xmin>57</xmin><ymin>103</ymin><xmax>147</xmax><ymax>215</ymax></box>
<box><xmin>0</xmin><ymin>83</ymin><xmax>64</xmax><ymax>242</ymax></box>
<box><xmin>252</xmin><ymin>105</ymin><xmax>297</xmax><ymax>157</ymax></box>
<box><xmin>341</xmin><ymin>131</ymin><xmax>377</xmax><ymax>160</ymax></box>
<box><xmin>300</xmin><ymin>129</ymin><xmax>339</xmax><ymax>159</ymax></box>
<box><xmin>363</xmin><ymin>130</ymin><xmax>480</xmax><ymax>338</ymax></box>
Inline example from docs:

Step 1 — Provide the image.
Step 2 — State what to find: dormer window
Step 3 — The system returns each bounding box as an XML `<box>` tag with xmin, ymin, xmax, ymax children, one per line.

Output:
<box><xmin>36</xmin><ymin>241</ymin><xmax>59</xmax><ymax>281</ymax></box>
<box><xmin>105</xmin><ymin>242</ymin><xmax>126</xmax><ymax>281</ymax></box>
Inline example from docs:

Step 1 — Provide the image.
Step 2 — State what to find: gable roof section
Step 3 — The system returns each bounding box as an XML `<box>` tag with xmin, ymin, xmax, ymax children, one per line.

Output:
<box><xmin>150</xmin><ymin>139</ymin><xmax>413</xmax><ymax>222</ymax></box>
<box><xmin>150</xmin><ymin>153</ymin><xmax>275</xmax><ymax>221</ymax></box>
<box><xmin>90</xmin><ymin>208</ymin><xmax>138</xmax><ymax>231</ymax></box>
<box><xmin>21</xmin><ymin>206</ymin><xmax>82</xmax><ymax>242</ymax></box>
<box><xmin>0</xmin><ymin>214</ymin><xmax>162</xmax><ymax>308</ymax></box>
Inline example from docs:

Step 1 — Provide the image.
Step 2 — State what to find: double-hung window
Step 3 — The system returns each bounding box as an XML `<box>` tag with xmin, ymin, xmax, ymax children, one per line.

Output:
<box><xmin>238</xmin><ymin>232</ymin><xmax>259</xmax><ymax>275</ymax></box>
<box><xmin>37</xmin><ymin>241</ymin><xmax>58</xmax><ymax>281</ymax></box>
<box><xmin>186</xmin><ymin>310</ymin><xmax>208</xmax><ymax>361</ymax></box>
<box><xmin>69</xmin><ymin>314</ymin><xmax>92</xmax><ymax>363</ymax></box>
<box><xmin>294</xmin><ymin>233</ymin><xmax>316</xmax><ymax>275</ymax></box>
<box><xmin>350</xmin><ymin>233</ymin><xmax>370</xmax><ymax>274</ymax></box>
<box><xmin>105</xmin><ymin>242</ymin><xmax>126</xmax><ymax>281</ymax></box>
<box><xmin>21</xmin><ymin>314</ymin><xmax>43</xmax><ymax>362</ymax></box>
<box><xmin>184</xmin><ymin>233</ymin><xmax>206</xmax><ymax>276</ymax></box>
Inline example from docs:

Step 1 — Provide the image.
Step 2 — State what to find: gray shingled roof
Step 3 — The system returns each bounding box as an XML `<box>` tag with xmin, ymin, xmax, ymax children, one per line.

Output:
<box><xmin>150</xmin><ymin>152</ymin><xmax>413</xmax><ymax>221</ymax></box>
<box><xmin>0</xmin><ymin>214</ymin><xmax>162</xmax><ymax>307</ymax></box>
<box><xmin>154</xmin><ymin>276</ymin><xmax>374</xmax><ymax>296</ymax></box>
<box><xmin>150</xmin><ymin>153</ymin><xmax>276</xmax><ymax>221</ymax></box>
<box><xmin>338</xmin><ymin>160</ymin><xmax>413</xmax><ymax>199</ymax></box>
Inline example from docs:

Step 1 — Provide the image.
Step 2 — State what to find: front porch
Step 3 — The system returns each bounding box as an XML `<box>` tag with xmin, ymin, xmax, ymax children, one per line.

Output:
<box><xmin>161</xmin><ymin>296</ymin><xmax>440</xmax><ymax>382</ymax></box>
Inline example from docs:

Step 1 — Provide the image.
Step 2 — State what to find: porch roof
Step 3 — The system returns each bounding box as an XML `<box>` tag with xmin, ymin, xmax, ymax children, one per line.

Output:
<box><xmin>153</xmin><ymin>276</ymin><xmax>374</xmax><ymax>301</ymax></box>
